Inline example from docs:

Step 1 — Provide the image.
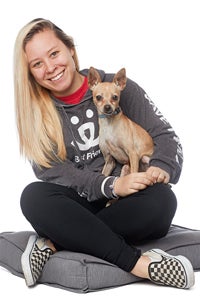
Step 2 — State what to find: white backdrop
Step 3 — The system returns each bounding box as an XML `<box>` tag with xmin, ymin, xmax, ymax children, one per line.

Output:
<box><xmin>0</xmin><ymin>0</ymin><xmax>200</xmax><ymax>298</ymax></box>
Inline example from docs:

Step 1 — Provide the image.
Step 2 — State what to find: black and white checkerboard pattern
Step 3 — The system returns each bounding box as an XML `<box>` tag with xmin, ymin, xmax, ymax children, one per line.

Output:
<box><xmin>149</xmin><ymin>255</ymin><xmax>186</xmax><ymax>288</ymax></box>
<box><xmin>30</xmin><ymin>244</ymin><xmax>53</xmax><ymax>282</ymax></box>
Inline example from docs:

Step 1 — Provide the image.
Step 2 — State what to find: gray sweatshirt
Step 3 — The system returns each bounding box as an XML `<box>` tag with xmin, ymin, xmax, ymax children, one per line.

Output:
<box><xmin>32</xmin><ymin>68</ymin><xmax>183</xmax><ymax>202</ymax></box>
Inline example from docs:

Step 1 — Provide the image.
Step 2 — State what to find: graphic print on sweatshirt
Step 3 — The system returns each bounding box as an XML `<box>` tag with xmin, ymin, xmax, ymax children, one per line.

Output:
<box><xmin>144</xmin><ymin>93</ymin><xmax>183</xmax><ymax>166</ymax></box>
<box><xmin>70</xmin><ymin>108</ymin><xmax>100</xmax><ymax>163</ymax></box>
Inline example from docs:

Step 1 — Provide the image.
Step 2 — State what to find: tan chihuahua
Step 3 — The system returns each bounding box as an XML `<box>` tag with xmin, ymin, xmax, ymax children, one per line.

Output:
<box><xmin>88</xmin><ymin>67</ymin><xmax>154</xmax><ymax>177</ymax></box>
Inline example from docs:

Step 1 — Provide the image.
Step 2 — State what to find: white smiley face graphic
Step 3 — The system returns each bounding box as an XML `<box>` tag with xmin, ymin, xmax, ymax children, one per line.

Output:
<box><xmin>71</xmin><ymin>109</ymin><xmax>99</xmax><ymax>151</ymax></box>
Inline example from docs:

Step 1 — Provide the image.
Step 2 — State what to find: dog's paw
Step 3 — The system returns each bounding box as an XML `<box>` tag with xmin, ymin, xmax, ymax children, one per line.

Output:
<box><xmin>120</xmin><ymin>164</ymin><xmax>130</xmax><ymax>176</ymax></box>
<box><xmin>139</xmin><ymin>155</ymin><xmax>150</xmax><ymax>172</ymax></box>
<box><xmin>141</xmin><ymin>155</ymin><xmax>150</xmax><ymax>164</ymax></box>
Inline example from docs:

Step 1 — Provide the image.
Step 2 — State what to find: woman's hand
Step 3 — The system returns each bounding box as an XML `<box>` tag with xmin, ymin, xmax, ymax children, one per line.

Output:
<box><xmin>146</xmin><ymin>166</ymin><xmax>170</xmax><ymax>184</ymax></box>
<box><xmin>113</xmin><ymin>166</ymin><xmax>170</xmax><ymax>197</ymax></box>
<box><xmin>113</xmin><ymin>172</ymin><xmax>155</xmax><ymax>197</ymax></box>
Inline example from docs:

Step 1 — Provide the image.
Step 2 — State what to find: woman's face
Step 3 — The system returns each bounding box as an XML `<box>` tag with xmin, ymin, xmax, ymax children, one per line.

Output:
<box><xmin>25</xmin><ymin>29</ymin><xmax>80</xmax><ymax>97</ymax></box>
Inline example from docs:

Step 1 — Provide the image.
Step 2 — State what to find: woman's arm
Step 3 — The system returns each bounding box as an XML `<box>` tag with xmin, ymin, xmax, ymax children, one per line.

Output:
<box><xmin>32</xmin><ymin>159</ymin><xmax>116</xmax><ymax>202</ymax></box>
<box><xmin>120</xmin><ymin>78</ymin><xmax>183</xmax><ymax>184</ymax></box>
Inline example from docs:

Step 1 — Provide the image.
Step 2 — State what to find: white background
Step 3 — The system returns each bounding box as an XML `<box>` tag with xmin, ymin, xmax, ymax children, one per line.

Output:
<box><xmin>0</xmin><ymin>0</ymin><xmax>200</xmax><ymax>298</ymax></box>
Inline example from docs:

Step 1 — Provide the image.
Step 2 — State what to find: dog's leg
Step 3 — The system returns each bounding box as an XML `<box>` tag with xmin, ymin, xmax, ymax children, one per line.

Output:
<box><xmin>128</xmin><ymin>151</ymin><xmax>140</xmax><ymax>173</ymax></box>
<box><xmin>102</xmin><ymin>154</ymin><xmax>116</xmax><ymax>176</ymax></box>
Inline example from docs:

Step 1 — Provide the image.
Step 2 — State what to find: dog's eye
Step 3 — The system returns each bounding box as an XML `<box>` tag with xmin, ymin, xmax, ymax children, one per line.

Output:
<box><xmin>112</xmin><ymin>95</ymin><xmax>118</xmax><ymax>101</ymax></box>
<box><xmin>96</xmin><ymin>95</ymin><xmax>102</xmax><ymax>101</ymax></box>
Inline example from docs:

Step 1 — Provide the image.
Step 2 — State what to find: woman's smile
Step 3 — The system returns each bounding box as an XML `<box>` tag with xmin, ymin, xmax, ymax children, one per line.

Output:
<box><xmin>49</xmin><ymin>70</ymin><xmax>65</xmax><ymax>81</ymax></box>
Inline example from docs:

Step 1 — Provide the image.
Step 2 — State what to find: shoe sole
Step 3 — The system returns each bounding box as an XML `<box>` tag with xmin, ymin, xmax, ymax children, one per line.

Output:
<box><xmin>151</xmin><ymin>249</ymin><xmax>195</xmax><ymax>289</ymax></box>
<box><xmin>21</xmin><ymin>235</ymin><xmax>38</xmax><ymax>287</ymax></box>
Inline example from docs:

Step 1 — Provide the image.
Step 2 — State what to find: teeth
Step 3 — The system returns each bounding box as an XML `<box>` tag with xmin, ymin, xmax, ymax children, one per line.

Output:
<box><xmin>51</xmin><ymin>72</ymin><xmax>64</xmax><ymax>81</ymax></box>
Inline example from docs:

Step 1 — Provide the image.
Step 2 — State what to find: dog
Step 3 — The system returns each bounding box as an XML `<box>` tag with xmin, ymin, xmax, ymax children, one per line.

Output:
<box><xmin>88</xmin><ymin>67</ymin><xmax>154</xmax><ymax>177</ymax></box>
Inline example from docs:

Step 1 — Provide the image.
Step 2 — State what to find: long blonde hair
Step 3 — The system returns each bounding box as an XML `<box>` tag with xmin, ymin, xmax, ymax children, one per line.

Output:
<box><xmin>14</xmin><ymin>18</ymin><xmax>79</xmax><ymax>168</ymax></box>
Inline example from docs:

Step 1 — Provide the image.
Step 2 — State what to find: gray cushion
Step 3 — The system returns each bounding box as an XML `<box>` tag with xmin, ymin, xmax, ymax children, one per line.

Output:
<box><xmin>0</xmin><ymin>225</ymin><xmax>200</xmax><ymax>293</ymax></box>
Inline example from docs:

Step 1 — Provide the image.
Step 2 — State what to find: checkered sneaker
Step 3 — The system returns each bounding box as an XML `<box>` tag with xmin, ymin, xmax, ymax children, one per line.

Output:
<box><xmin>21</xmin><ymin>235</ymin><xmax>53</xmax><ymax>287</ymax></box>
<box><xmin>144</xmin><ymin>249</ymin><xmax>195</xmax><ymax>289</ymax></box>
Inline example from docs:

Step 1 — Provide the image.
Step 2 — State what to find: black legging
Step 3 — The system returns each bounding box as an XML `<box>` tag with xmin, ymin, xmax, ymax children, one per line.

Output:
<box><xmin>20</xmin><ymin>182</ymin><xmax>177</xmax><ymax>273</ymax></box>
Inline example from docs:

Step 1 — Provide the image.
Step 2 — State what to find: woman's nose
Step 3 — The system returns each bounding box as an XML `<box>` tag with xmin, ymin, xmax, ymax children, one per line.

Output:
<box><xmin>45</xmin><ymin>61</ymin><xmax>56</xmax><ymax>73</ymax></box>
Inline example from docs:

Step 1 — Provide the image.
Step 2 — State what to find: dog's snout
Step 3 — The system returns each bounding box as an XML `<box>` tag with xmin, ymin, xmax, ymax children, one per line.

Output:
<box><xmin>104</xmin><ymin>104</ymin><xmax>113</xmax><ymax>114</ymax></box>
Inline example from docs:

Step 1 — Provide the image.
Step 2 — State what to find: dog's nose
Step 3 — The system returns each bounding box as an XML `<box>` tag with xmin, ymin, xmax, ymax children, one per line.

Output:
<box><xmin>104</xmin><ymin>105</ymin><xmax>113</xmax><ymax>114</ymax></box>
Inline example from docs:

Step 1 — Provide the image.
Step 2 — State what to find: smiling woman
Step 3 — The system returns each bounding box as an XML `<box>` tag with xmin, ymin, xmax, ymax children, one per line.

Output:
<box><xmin>13</xmin><ymin>18</ymin><xmax>195</xmax><ymax>290</ymax></box>
<box><xmin>25</xmin><ymin>29</ymin><xmax>83</xmax><ymax>97</ymax></box>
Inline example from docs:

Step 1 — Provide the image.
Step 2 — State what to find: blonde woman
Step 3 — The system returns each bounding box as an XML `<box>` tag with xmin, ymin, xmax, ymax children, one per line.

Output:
<box><xmin>14</xmin><ymin>18</ymin><xmax>194</xmax><ymax>289</ymax></box>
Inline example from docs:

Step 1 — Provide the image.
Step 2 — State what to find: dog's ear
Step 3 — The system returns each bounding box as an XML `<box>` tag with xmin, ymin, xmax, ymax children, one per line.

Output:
<box><xmin>88</xmin><ymin>67</ymin><xmax>102</xmax><ymax>90</ymax></box>
<box><xmin>113</xmin><ymin>68</ymin><xmax>127</xmax><ymax>91</ymax></box>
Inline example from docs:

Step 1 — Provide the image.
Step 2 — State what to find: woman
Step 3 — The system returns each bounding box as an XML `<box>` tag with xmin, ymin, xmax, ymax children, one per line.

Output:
<box><xmin>14</xmin><ymin>18</ymin><xmax>194</xmax><ymax>289</ymax></box>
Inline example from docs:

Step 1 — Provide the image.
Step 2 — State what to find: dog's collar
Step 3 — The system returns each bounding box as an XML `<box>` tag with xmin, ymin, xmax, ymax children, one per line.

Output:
<box><xmin>98</xmin><ymin>107</ymin><xmax>121</xmax><ymax>118</ymax></box>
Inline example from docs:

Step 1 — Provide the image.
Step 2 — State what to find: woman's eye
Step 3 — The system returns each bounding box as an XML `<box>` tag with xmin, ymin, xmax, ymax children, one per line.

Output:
<box><xmin>51</xmin><ymin>51</ymin><xmax>59</xmax><ymax>57</ymax></box>
<box><xmin>96</xmin><ymin>95</ymin><xmax>102</xmax><ymax>101</ymax></box>
<box><xmin>33</xmin><ymin>61</ymin><xmax>42</xmax><ymax>68</ymax></box>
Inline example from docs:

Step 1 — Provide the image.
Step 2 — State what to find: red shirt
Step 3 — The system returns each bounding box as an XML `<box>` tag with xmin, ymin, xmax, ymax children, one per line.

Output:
<box><xmin>56</xmin><ymin>76</ymin><xmax>88</xmax><ymax>105</ymax></box>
